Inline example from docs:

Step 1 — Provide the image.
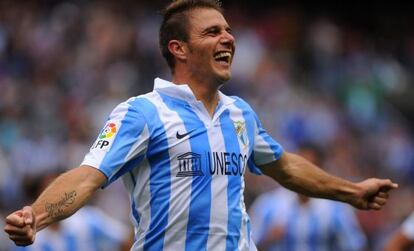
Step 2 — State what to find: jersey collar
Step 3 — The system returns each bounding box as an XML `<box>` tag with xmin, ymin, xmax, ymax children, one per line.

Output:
<box><xmin>153</xmin><ymin>77</ymin><xmax>235</xmax><ymax>106</ymax></box>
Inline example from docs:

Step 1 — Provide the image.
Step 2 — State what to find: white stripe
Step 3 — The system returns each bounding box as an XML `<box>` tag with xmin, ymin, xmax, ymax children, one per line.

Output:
<box><xmin>206</xmin><ymin>122</ymin><xmax>228</xmax><ymax>251</ymax></box>
<box><xmin>252</xmin><ymin>123</ymin><xmax>278</xmax><ymax>165</ymax></box>
<box><xmin>152</xmin><ymin>92</ymin><xmax>192</xmax><ymax>251</ymax></box>
<box><xmin>129</xmin><ymin>157</ymin><xmax>151</xmax><ymax>251</ymax></box>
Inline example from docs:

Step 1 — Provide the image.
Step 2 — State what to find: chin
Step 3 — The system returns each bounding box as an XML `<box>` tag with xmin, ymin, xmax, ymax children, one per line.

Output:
<box><xmin>222</xmin><ymin>74</ymin><xmax>231</xmax><ymax>82</ymax></box>
<box><xmin>215</xmin><ymin>70</ymin><xmax>232</xmax><ymax>83</ymax></box>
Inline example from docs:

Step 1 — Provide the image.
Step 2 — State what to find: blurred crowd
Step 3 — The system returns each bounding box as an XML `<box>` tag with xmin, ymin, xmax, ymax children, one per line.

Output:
<box><xmin>0</xmin><ymin>1</ymin><xmax>413</xmax><ymax>250</ymax></box>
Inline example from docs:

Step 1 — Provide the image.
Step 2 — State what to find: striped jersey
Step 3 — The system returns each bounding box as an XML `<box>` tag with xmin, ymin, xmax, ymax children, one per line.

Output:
<box><xmin>82</xmin><ymin>78</ymin><xmax>284</xmax><ymax>251</ymax></box>
<box><xmin>249</xmin><ymin>188</ymin><xmax>367</xmax><ymax>251</ymax></box>
<box><xmin>402</xmin><ymin>212</ymin><xmax>414</xmax><ymax>240</ymax></box>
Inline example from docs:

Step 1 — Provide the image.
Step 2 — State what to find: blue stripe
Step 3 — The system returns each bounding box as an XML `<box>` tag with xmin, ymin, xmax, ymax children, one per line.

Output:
<box><xmin>107</xmin><ymin>155</ymin><xmax>144</xmax><ymax>184</ymax></box>
<box><xmin>259</xmin><ymin>200</ymin><xmax>279</xmax><ymax>250</ymax></box>
<box><xmin>333</xmin><ymin>204</ymin><xmax>363</xmax><ymax>250</ymax></box>
<box><xmin>158</xmin><ymin>93</ymin><xmax>212</xmax><ymax>251</ymax></box>
<box><xmin>247</xmin><ymin>151</ymin><xmax>262</xmax><ymax>174</ymax></box>
<box><xmin>220</xmin><ymin>109</ymin><xmax>242</xmax><ymax>251</ymax></box>
<box><xmin>89</xmin><ymin>214</ymin><xmax>102</xmax><ymax>251</ymax></box>
<box><xmin>131</xmin><ymin>98</ymin><xmax>171</xmax><ymax>251</ymax></box>
<box><xmin>328</xmin><ymin>204</ymin><xmax>337</xmax><ymax>250</ymax></box>
<box><xmin>64</xmin><ymin>233</ymin><xmax>77</xmax><ymax>251</ymax></box>
<box><xmin>333</xmin><ymin>204</ymin><xmax>343</xmax><ymax>250</ymax></box>
<box><xmin>129</xmin><ymin>171</ymin><xmax>141</xmax><ymax>226</ymax></box>
<box><xmin>99</xmin><ymin>102</ymin><xmax>147</xmax><ymax>186</ymax></box>
<box><xmin>233</xmin><ymin>98</ymin><xmax>263</xmax><ymax>174</ymax></box>
<box><xmin>11</xmin><ymin>247</ymin><xmax>26</xmax><ymax>251</ymax></box>
<box><xmin>285</xmin><ymin>205</ymin><xmax>299</xmax><ymax>251</ymax></box>
<box><xmin>42</xmin><ymin>244</ymin><xmax>53</xmax><ymax>251</ymax></box>
<box><xmin>308</xmin><ymin>207</ymin><xmax>319</xmax><ymax>251</ymax></box>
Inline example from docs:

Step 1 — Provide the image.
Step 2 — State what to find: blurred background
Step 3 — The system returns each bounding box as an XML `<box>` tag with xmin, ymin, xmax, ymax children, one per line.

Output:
<box><xmin>0</xmin><ymin>0</ymin><xmax>413</xmax><ymax>250</ymax></box>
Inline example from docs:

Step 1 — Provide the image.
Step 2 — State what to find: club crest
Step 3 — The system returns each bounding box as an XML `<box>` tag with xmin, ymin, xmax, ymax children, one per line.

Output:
<box><xmin>234</xmin><ymin>121</ymin><xmax>249</xmax><ymax>148</ymax></box>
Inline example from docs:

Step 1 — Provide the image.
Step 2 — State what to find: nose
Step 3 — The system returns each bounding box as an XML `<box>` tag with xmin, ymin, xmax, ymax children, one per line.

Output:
<box><xmin>220</xmin><ymin>30</ymin><xmax>235</xmax><ymax>46</ymax></box>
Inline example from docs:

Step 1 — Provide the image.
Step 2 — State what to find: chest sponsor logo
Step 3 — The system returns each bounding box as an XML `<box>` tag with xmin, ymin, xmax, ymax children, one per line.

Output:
<box><xmin>176</xmin><ymin>151</ymin><xmax>248</xmax><ymax>177</ymax></box>
<box><xmin>176</xmin><ymin>152</ymin><xmax>204</xmax><ymax>177</ymax></box>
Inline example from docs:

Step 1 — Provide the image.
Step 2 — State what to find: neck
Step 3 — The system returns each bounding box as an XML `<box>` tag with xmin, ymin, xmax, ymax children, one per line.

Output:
<box><xmin>172</xmin><ymin>74</ymin><xmax>221</xmax><ymax>117</ymax></box>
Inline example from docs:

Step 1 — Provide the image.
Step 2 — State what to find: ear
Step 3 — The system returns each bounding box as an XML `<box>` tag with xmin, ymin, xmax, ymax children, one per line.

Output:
<box><xmin>168</xmin><ymin>40</ymin><xmax>188</xmax><ymax>62</ymax></box>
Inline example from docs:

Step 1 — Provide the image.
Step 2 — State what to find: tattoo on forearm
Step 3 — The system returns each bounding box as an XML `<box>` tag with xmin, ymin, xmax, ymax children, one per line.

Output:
<box><xmin>45</xmin><ymin>191</ymin><xmax>77</xmax><ymax>219</ymax></box>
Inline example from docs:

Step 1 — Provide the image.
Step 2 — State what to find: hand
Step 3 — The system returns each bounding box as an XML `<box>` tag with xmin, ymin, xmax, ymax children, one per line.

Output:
<box><xmin>352</xmin><ymin>178</ymin><xmax>398</xmax><ymax>210</ymax></box>
<box><xmin>4</xmin><ymin>206</ymin><xmax>37</xmax><ymax>246</ymax></box>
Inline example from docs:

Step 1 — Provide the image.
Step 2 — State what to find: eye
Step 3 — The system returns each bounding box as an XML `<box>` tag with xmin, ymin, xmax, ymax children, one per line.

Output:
<box><xmin>204</xmin><ymin>27</ymin><xmax>220</xmax><ymax>36</ymax></box>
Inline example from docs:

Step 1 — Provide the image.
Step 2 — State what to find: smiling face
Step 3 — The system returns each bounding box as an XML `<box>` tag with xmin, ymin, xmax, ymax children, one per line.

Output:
<box><xmin>184</xmin><ymin>8</ymin><xmax>236</xmax><ymax>85</ymax></box>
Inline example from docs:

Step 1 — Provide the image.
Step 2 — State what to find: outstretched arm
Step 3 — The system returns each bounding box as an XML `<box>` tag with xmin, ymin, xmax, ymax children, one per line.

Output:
<box><xmin>261</xmin><ymin>152</ymin><xmax>398</xmax><ymax>210</ymax></box>
<box><xmin>4</xmin><ymin>165</ymin><xmax>106</xmax><ymax>246</ymax></box>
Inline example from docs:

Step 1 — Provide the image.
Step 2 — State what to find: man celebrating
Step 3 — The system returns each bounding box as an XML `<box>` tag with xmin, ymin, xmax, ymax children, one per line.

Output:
<box><xmin>4</xmin><ymin>1</ymin><xmax>397</xmax><ymax>250</ymax></box>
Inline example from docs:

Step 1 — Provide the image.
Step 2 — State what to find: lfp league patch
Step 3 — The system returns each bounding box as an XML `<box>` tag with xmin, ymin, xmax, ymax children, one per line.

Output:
<box><xmin>91</xmin><ymin>121</ymin><xmax>119</xmax><ymax>151</ymax></box>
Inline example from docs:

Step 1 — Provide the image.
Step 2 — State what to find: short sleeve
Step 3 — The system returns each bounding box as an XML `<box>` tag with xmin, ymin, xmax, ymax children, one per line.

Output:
<box><xmin>248</xmin><ymin>110</ymin><xmax>284</xmax><ymax>174</ymax></box>
<box><xmin>402</xmin><ymin>212</ymin><xmax>414</xmax><ymax>240</ymax></box>
<box><xmin>81</xmin><ymin>99</ymin><xmax>149</xmax><ymax>187</ymax></box>
<box><xmin>232</xmin><ymin>97</ymin><xmax>283</xmax><ymax>175</ymax></box>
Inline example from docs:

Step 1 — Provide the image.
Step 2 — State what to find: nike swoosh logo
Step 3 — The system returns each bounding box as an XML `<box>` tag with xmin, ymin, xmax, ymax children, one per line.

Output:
<box><xmin>176</xmin><ymin>130</ymin><xmax>195</xmax><ymax>139</ymax></box>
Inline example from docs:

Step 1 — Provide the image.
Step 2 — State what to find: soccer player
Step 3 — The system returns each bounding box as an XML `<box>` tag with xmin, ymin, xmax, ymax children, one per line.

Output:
<box><xmin>249</xmin><ymin>145</ymin><xmax>367</xmax><ymax>251</ymax></box>
<box><xmin>4</xmin><ymin>1</ymin><xmax>397</xmax><ymax>250</ymax></box>
<box><xmin>383</xmin><ymin>211</ymin><xmax>414</xmax><ymax>251</ymax></box>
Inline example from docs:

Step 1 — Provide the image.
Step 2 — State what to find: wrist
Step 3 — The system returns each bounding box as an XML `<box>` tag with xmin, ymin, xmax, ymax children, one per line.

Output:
<box><xmin>336</xmin><ymin>181</ymin><xmax>364</xmax><ymax>207</ymax></box>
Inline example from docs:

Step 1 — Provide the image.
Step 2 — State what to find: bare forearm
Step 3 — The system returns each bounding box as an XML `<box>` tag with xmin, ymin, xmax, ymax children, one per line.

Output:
<box><xmin>262</xmin><ymin>152</ymin><xmax>362</xmax><ymax>204</ymax></box>
<box><xmin>32</xmin><ymin>166</ymin><xmax>106</xmax><ymax>230</ymax></box>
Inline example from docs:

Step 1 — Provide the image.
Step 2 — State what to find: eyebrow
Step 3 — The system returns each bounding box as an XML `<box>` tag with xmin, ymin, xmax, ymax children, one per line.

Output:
<box><xmin>201</xmin><ymin>25</ymin><xmax>232</xmax><ymax>34</ymax></box>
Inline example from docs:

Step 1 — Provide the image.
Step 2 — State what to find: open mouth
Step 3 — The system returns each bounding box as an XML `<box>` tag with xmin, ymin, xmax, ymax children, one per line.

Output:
<box><xmin>214</xmin><ymin>51</ymin><xmax>232</xmax><ymax>65</ymax></box>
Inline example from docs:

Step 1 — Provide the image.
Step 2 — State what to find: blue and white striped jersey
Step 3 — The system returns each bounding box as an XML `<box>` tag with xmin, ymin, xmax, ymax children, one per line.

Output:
<box><xmin>82</xmin><ymin>78</ymin><xmax>283</xmax><ymax>251</ymax></box>
<box><xmin>249</xmin><ymin>188</ymin><xmax>367</xmax><ymax>251</ymax></box>
<box><xmin>402</xmin><ymin>212</ymin><xmax>414</xmax><ymax>240</ymax></box>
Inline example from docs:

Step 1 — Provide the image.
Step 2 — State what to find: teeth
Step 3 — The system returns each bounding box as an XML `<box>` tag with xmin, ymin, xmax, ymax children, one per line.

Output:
<box><xmin>214</xmin><ymin>52</ymin><xmax>232</xmax><ymax>60</ymax></box>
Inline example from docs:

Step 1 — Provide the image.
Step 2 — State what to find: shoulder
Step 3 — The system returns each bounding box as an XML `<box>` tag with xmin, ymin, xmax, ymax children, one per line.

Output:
<box><xmin>227</xmin><ymin>95</ymin><xmax>261</xmax><ymax>121</ymax></box>
<box><xmin>229</xmin><ymin>96</ymin><xmax>254</xmax><ymax>110</ymax></box>
<box><xmin>125</xmin><ymin>91</ymin><xmax>159</xmax><ymax>109</ymax></box>
<box><xmin>112</xmin><ymin>92</ymin><xmax>161</xmax><ymax>117</ymax></box>
<box><xmin>102</xmin><ymin>93</ymin><xmax>161</xmax><ymax>130</ymax></box>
